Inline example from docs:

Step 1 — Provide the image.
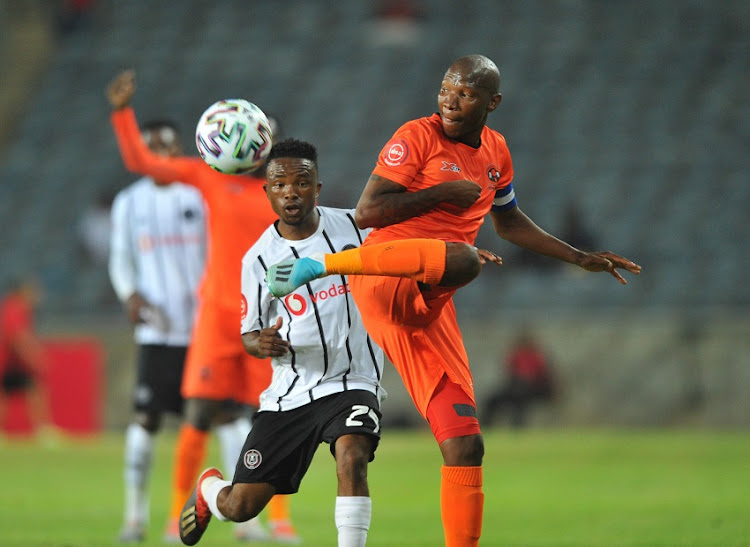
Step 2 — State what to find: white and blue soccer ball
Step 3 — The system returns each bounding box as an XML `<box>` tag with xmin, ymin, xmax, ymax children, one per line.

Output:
<box><xmin>195</xmin><ymin>99</ymin><xmax>273</xmax><ymax>174</ymax></box>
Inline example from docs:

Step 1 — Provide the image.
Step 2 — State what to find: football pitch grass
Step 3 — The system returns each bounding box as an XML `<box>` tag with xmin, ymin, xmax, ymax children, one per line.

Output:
<box><xmin>1</xmin><ymin>428</ymin><xmax>748</xmax><ymax>546</ymax></box>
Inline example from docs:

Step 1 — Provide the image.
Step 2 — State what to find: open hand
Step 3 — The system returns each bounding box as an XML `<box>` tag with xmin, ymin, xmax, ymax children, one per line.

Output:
<box><xmin>578</xmin><ymin>251</ymin><xmax>642</xmax><ymax>285</ymax></box>
<box><xmin>107</xmin><ymin>69</ymin><xmax>136</xmax><ymax>110</ymax></box>
<box><xmin>477</xmin><ymin>248</ymin><xmax>502</xmax><ymax>267</ymax></box>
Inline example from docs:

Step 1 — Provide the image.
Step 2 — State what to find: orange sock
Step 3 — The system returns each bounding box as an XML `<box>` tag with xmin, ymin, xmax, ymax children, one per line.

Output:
<box><xmin>324</xmin><ymin>238</ymin><xmax>446</xmax><ymax>285</ymax></box>
<box><xmin>168</xmin><ymin>424</ymin><xmax>209</xmax><ymax>519</ymax></box>
<box><xmin>440</xmin><ymin>465</ymin><xmax>484</xmax><ymax>547</ymax></box>
<box><xmin>268</xmin><ymin>494</ymin><xmax>291</xmax><ymax>523</ymax></box>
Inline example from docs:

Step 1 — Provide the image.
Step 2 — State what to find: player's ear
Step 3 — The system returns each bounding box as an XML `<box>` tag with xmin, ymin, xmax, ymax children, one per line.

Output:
<box><xmin>487</xmin><ymin>93</ymin><xmax>502</xmax><ymax>112</ymax></box>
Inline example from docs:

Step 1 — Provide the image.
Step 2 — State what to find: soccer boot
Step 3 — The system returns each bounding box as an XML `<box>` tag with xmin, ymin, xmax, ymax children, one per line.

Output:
<box><xmin>266</xmin><ymin>254</ymin><xmax>326</xmax><ymax>297</ymax></box>
<box><xmin>179</xmin><ymin>467</ymin><xmax>223</xmax><ymax>546</ymax></box>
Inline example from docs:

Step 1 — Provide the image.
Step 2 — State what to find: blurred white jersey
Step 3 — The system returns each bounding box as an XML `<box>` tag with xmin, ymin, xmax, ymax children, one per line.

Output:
<box><xmin>109</xmin><ymin>176</ymin><xmax>206</xmax><ymax>346</ymax></box>
<box><xmin>241</xmin><ymin>207</ymin><xmax>384</xmax><ymax>412</ymax></box>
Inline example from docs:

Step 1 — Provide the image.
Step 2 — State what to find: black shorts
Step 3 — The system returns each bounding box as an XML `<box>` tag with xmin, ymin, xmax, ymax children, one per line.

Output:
<box><xmin>233</xmin><ymin>390</ymin><xmax>382</xmax><ymax>495</ymax></box>
<box><xmin>133</xmin><ymin>344</ymin><xmax>187</xmax><ymax>415</ymax></box>
<box><xmin>1</xmin><ymin>368</ymin><xmax>34</xmax><ymax>394</ymax></box>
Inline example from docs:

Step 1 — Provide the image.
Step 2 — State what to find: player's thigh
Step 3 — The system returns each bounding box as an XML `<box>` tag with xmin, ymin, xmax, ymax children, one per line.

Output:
<box><xmin>426</xmin><ymin>374</ymin><xmax>482</xmax><ymax>445</ymax></box>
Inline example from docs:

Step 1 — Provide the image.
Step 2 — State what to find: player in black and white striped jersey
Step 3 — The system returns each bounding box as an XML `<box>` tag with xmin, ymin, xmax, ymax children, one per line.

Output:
<box><xmin>179</xmin><ymin>139</ymin><xmax>384</xmax><ymax>547</ymax></box>
<box><xmin>241</xmin><ymin>211</ymin><xmax>384</xmax><ymax>414</ymax></box>
<box><xmin>108</xmin><ymin>120</ymin><xmax>206</xmax><ymax>543</ymax></box>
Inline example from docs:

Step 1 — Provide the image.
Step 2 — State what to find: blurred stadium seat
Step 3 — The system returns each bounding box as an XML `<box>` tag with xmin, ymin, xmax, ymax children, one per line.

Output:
<box><xmin>0</xmin><ymin>0</ymin><xmax>747</xmax><ymax>316</ymax></box>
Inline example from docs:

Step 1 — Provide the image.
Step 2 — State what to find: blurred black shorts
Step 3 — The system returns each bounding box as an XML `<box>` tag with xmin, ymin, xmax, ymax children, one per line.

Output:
<box><xmin>133</xmin><ymin>344</ymin><xmax>187</xmax><ymax>415</ymax></box>
<box><xmin>1</xmin><ymin>367</ymin><xmax>34</xmax><ymax>394</ymax></box>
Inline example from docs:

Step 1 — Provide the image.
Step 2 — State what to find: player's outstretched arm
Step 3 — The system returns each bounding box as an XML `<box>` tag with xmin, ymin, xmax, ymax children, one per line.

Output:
<box><xmin>490</xmin><ymin>207</ymin><xmax>641</xmax><ymax>284</ymax></box>
<box><xmin>242</xmin><ymin>317</ymin><xmax>290</xmax><ymax>359</ymax></box>
<box><xmin>354</xmin><ymin>174</ymin><xmax>482</xmax><ymax>229</ymax></box>
<box><xmin>106</xmin><ymin>71</ymin><xmax>202</xmax><ymax>185</ymax></box>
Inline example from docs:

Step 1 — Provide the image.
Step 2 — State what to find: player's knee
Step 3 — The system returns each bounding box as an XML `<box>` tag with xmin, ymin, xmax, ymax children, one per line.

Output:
<box><xmin>220</xmin><ymin>484</ymin><xmax>274</xmax><ymax>522</ymax></box>
<box><xmin>184</xmin><ymin>398</ymin><xmax>216</xmax><ymax>431</ymax></box>
<box><xmin>335</xmin><ymin>436</ymin><xmax>371</xmax><ymax>484</ymax></box>
<box><xmin>440</xmin><ymin>433</ymin><xmax>484</xmax><ymax>466</ymax></box>
<box><xmin>443</xmin><ymin>243</ymin><xmax>481</xmax><ymax>286</ymax></box>
<box><xmin>221</xmin><ymin>492</ymin><xmax>263</xmax><ymax>522</ymax></box>
<box><xmin>135</xmin><ymin>412</ymin><xmax>161</xmax><ymax>433</ymax></box>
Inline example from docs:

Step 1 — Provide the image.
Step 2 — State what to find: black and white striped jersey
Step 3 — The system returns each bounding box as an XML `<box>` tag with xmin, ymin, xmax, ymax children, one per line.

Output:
<box><xmin>109</xmin><ymin>176</ymin><xmax>206</xmax><ymax>346</ymax></box>
<box><xmin>240</xmin><ymin>207</ymin><xmax>384</xmax><ymax>412</ymax></box>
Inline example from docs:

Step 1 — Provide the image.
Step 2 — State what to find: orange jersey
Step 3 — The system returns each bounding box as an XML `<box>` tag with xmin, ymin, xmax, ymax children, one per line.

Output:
<box><xmin>368</xmin><ymin>113</ymin><xmax>513</xmax><ymax>246</ymax></box>
<box><xmin>110</xmin><ymin>108</ymin><xmax>278</xmax><ymax>310</ymax></box>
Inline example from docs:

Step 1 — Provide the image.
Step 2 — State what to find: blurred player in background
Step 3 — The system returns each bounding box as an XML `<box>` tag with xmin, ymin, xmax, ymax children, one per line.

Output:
<box><xmin>483</xmin><ymin>328</ymin><xmax>557</xmax><ymax>428</ymax></box>
<box><xmin>267</xmin><ymin>54</ymin><xmax>641</xmax><ymax>546</ymax></box>
<box><xmin>108</xmin><ymin>119</ymin><xmax>206</xmax><ymax>542</ymax></box>
<box><xmin>107</xmin><ymin>70</ymin><xmax>299</xmax><ymax>543</ymax></box>
<box><xmin>179</xmin><ymin>138</ymin><xmax>384</xmax><ymax>547</ymax></box>
<box><xmin>0</xmin><ymin>276</ymin><xmax>55</xmax><ymax>443</ymax></box>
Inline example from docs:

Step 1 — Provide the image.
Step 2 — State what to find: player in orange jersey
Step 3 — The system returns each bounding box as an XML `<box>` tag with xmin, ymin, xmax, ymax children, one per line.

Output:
<box><xmin>267</xmin><ymin>54</ymin><xmax>641</xmax><ymax>546</ymax></box>
<box><xmin>107</xmin><ymin>70</ymin><xmax>299</xmax><ymax>544</ymax></box>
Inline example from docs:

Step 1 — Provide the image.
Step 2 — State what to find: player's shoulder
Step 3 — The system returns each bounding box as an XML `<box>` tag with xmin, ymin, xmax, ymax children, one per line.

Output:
<box><xmin>395</xmin><ymin>114</ymin><xmax>441</xmax><ymax>137</ymax></box>
<box><xmin>112</xmin><ymin>176</ymin><xmax>149</xmax><ymax>205</ymax></box>
<box><xmin>318</xmin><ymin>206</ymin><xmax>356</xmax><ymax>221</ymax></box>
<box><xmin>482</xmin><ymin>124</ymin><xmax>510</xmax><ymax>149</ymax></box>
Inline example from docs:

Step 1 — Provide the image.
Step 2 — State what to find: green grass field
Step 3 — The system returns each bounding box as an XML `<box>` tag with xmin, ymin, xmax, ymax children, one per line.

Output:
<box><xmin>1</xmin><ymin>428</ymin><xmax>748</xmax><ymax>546</ymax></box>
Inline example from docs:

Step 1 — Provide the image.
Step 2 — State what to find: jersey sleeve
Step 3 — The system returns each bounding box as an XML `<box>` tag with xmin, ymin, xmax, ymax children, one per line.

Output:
<box><xmin>110</xmin><ymin>108</ymin><xmax>209</xmax><ymax>190</ymax></box>
<box><xmin>490</xmin><ymin>135</ymin><xmax>517</xmax><ymax>213</ymax></box>
<box><xmin>108</xmin><ymin>191</ymin><xmax>137</xmax><ymax>302</ymax></box>
<box><xmin>240</xmin><ymin>252</ymin><xmax>271</xmax><ymax>335</ymax></box>
<box><xmin>371</xmin><ymin>120</ymin><xmax>429</xmax><ymax>188</ymax></box>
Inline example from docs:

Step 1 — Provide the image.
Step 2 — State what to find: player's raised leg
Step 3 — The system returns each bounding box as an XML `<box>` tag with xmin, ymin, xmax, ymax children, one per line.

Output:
<box><xmin>267</xmin><ymin>238</ymin><xmax>472</xmax><ymax>297</ymax></box>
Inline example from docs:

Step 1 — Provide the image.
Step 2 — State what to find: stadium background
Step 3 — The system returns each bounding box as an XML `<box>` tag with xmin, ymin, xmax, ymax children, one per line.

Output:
<box><xmin>0</xmin><ymin>0</ymin><xmax>748</xmax><ymax>433</ymax></box>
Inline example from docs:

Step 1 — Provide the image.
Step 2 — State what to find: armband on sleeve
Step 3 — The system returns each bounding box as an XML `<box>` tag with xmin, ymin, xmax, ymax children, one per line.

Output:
<box><xmin>490</xmin><ymin>183</ymin><xmax>517</xmax><ymax>213</ymax></box>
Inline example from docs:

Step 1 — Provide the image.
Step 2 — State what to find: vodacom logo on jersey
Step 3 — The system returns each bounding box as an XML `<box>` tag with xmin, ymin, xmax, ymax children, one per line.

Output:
<box><xmin>283</xmin><ymin>282</ymin><xmax>350</xmax><ymax>316</ymax></box>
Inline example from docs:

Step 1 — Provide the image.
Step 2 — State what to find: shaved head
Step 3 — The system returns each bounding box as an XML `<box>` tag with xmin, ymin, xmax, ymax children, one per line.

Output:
<box><xmin>447</xmin><ymin>55</ymin><xmax>501</xmax><ymax>94</ymax></box>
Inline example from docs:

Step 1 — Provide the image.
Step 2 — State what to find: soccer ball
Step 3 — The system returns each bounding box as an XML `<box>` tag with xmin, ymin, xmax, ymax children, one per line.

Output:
<box><xmin>195</xmin><ymin>99</ymin><xmax>273</xmax><ymax>174</ymax></box>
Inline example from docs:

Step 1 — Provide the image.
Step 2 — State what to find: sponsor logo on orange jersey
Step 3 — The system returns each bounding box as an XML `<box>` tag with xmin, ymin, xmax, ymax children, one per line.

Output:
<box><xmin>383</xmin><ymin>138</ymin><xmax>409</xmax><ymax>167</ymax></box>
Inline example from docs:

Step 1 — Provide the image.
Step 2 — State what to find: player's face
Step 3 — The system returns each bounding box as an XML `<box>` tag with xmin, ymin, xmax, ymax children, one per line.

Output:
<box><xmin>437</xmin><ymin>69</ymin><xmax>500</xmax><ymax>147</ymax></box>
<box><xmin>144</xmin><ymin>127</ymin><xmax>182</xmax><ymax>157</ymax></box>
<box><xmin>265</xmin><ymin>157</ymin><xmax>322</xmax><ymax>238</ymax></box>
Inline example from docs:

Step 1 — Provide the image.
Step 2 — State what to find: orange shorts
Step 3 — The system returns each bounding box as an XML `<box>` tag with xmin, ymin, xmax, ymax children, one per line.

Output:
<box><xmin>426</xmin><ymin>374</ymin><xmax>482</xmax><ymax>444</ymax></box>
<box><xmin>181</xmin><ymin>300</ymin><xmax>271</xmax><ymax>406</ymax></box>
<box><xmin>349</xmin><ymin>275</ymin><xmax>475</xmax><ymax>419</ymax></box>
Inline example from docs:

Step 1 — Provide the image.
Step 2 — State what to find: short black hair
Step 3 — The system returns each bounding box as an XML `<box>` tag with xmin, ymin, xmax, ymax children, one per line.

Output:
<box><xmin>268</xmin><ymin>138</ymin><xmax>317</xmax><ymax>165</ymax></box>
